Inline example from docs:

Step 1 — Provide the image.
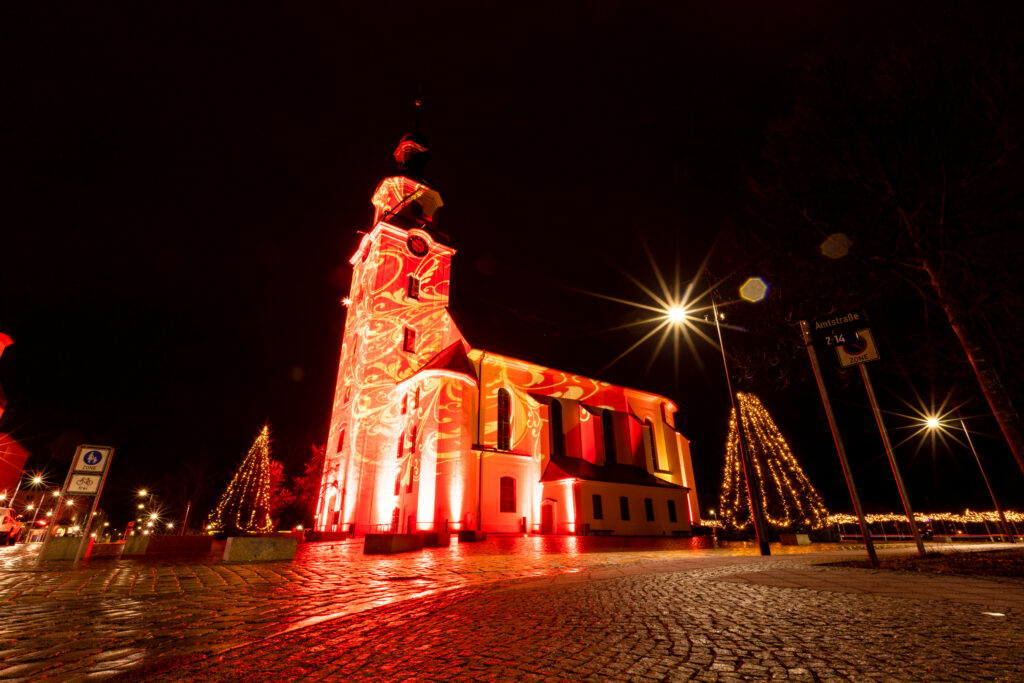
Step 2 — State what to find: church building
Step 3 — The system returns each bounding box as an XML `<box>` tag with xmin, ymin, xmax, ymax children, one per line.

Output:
<box><xmin>315</xmin><ymin>121</ymin><xmax>701</xmax><ymax>537</ymax></box>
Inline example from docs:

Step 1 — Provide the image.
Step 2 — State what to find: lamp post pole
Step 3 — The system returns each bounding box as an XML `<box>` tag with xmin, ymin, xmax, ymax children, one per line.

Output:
<box><xmin>709</xmin><ymin>292</ymin><xmax>771</xmax><ymax>556</ymax></box>
<box><xmin>959</xmin><ymin>415</ymin><xmax>1014</xmax><ymax>542</ymax></box>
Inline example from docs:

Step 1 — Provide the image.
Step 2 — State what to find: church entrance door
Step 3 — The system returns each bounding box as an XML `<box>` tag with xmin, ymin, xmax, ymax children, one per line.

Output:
<box><xmin>540</xmin><ymin>503</ymin><xmax>554</xmax><ymax>535</ymax></box>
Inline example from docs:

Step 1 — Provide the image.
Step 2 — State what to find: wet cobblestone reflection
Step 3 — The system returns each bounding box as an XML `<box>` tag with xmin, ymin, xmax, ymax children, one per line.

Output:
<box><xmin>0</xmin><ymin>538</ymin><xmax>1020</xmax><ymax>681</ymax></box>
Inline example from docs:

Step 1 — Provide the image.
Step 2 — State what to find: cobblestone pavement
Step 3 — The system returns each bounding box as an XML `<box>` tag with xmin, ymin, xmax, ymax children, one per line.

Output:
<box><xmin>0</xmin><ymin>538</ymin><xmax>1021</xmax><ymax>681</ymax></box>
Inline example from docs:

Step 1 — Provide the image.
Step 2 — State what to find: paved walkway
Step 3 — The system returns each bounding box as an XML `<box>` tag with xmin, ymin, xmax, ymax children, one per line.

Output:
<box><xmin>0</xmin><ymin>538</ymin><xmax>1021</xmax><ymax>681</ymax></box>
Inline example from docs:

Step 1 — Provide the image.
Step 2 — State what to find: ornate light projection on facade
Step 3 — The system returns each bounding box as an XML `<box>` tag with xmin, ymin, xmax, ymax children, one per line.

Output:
<box><xmin>719</xmin><ymin>393</ymin><xmax>828</xmax><ymax>530</ymax></box>
<box><xmin>316</xmin><ymin>120</ymin><xmax>702</xmax><ymax>538</ymax></box>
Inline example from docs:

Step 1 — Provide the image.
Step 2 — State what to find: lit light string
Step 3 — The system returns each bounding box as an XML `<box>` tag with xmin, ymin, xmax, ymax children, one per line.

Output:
<box><xmin>719</xmin><ymin>392</ymin><xmax>829</xmax><ymax>530</ymax></box>
<box><xmin>827</xmin><ymin>510</ymin><xmax>1024</xmax><ymax>525</ymax></box>
<box><xmin>205</xmin><ymin>425</ymin><xmax>274</xmax><ymax>535</ymax></box>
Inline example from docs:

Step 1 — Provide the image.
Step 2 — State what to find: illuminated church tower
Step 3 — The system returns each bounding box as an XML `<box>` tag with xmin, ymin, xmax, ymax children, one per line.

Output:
<box><xmin>317</xmin><ymin>111</ymin><xmax>700</xmax><ymax>538</ymax></box>
<box><xmin>316</xmin><ymin>111</ymin><xmax>466</xmax><ymax>533</ymax></box>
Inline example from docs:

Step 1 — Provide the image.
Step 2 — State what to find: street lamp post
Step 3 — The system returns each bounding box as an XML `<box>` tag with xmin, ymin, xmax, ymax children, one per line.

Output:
<box><xmin>929</xmin><ymin>415</ymin><xmax>1015</xmax><ymax>543</ymax></box>
<box><xmin>707</xmin><ymin>292</ymin><xmax>771</xmax><ymax>556</ymax></box>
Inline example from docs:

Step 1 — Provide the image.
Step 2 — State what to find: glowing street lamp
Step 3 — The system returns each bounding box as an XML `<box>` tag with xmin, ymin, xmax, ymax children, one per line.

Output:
<box><xmin>666</xmin><ymin>305</ymin><xmax>687</xmax><ymax>324</ymax></box>
<box><xmin>924</xmin><ymin>415</ymin><xmax>1015</xmax><ymax>542</ymax></box>
<box><xmin>2</xmin><ymin>471</ymin><xmax>46</xmax><ymax>510</ymax></box>
<box><xmin>664</xmin><ymin>292</ymin><xmax>771</xmax><ymax>556</ymax></box>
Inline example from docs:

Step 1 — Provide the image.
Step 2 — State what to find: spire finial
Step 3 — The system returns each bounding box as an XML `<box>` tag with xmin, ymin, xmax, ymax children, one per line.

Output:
<box><xmin>413</xmin><ymin>98</ymin><xmax>423</xmax><ymax>134</ymax></box>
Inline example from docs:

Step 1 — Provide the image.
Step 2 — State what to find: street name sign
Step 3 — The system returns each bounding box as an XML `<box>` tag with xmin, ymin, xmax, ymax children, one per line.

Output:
<box><xmin>808</xmin><ymin>310</ymin><xmax>880</xmax><ymax>367</ymax></box>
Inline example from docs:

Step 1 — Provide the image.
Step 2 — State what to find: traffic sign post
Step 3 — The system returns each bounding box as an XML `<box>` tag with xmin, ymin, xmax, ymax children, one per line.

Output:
<box><xmin>36</xmin><ymin>445</ymin><xmax>114</xmax><ymax>567</ymax></box>
<box><xmin>807</xmin><ymin>310</ymin><xmax>926</xmax><ymax>556</ymax></box>
<box><xmin>799</xmin><ymin>320</ymin><xmax>878</xmax><ymax>567</ymax></box>
<box><xmin>859</xmin><ymin>365</ymin><xmax>926</xmax><ymax>556</ymax></box>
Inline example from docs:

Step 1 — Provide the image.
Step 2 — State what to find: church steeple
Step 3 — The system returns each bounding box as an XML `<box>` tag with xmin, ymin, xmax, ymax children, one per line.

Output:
<box><xmin>393</xmin><ymin>100</ymin><xmax>431</xmax><ymax>182</ymax></box>
<box><xmin>371</xmin><ymin>101</ymin><xmax>444</xmax><ymax>230</ymax></box>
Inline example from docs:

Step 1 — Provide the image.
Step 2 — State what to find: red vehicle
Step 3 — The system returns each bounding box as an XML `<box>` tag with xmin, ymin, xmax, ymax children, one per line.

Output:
<box><xmin>1</xmin><ymin>507</ymin><xmax>24</xmax><ymax>545</ymax></box>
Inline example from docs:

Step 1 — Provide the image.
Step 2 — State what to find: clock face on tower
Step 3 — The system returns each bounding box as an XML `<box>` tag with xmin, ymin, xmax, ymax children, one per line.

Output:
<box><xmin>407</xmin><ymin>235</ymin><xmax>428</xmax><ymax>257</ymax></box>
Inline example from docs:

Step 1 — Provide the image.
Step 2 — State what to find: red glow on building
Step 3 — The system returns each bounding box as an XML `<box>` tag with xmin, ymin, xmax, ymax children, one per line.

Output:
<box><xmin>317</xmin><ymin>124</ymin><xmax>700</xmax><ymax>538</ymax></box>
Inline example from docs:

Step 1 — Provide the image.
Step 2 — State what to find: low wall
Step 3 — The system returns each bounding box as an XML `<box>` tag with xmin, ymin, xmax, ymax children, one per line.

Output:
<box><xmin>223</xmin><ymin>536</ymin><xmax>298</xmax><ymax>562</ymax></box>
<box><xmin>303</xmin><ymin>530</ymin><xmax>351</xmax><ymax>543</ymax></box>
<box><xmin>421</xmin><ymin>532</ymin><xmax>450</xmax><ymax>548</ymax></box>
<box><xmin>780</xmin><ymin>533</ymin><xmax>812</xmax><ymax>546</ymax></box>
<box><xmin>40</xmin><ymin>536</ymin><xmax>92</xmax><ymax>561</ymax></box>
<box><xmin>364</xmin><ymin>533</ymin><xmax>424</xmax><ymax>554</ymax></box>
<box><xmin>88</xmin><ymin>542</ymin><xmax>124</xmax><ymax>558</ymax></box>
<box><xmin>123</xmin><ymin>535</ymin><xmax>214</xmax><ymax>555</ymax></box>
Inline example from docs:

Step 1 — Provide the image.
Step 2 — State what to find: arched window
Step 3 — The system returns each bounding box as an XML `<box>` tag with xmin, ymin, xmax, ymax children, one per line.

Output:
<box><xmin>336</xmin><ymin>427</ymin><xmax>346</xmax><ymax>453</ymax></box>
<box><xmin>602</xmin><ymin>410</ymin><xmax>616</xmax><ymax>465</ymax></box>
<box><xmin>549</xmin><ymin>400</ymin><xmax>565</xmax><ymax>458</ymax></box>
<box><xmin>499</xmin><ymin>477</ymin><xmax>516</xmax><ymax>513</ymax></box>
<box><xmin>497</xmin><ymin>389</ymin><xmax>511</xmax><ymax>451</ymax></box>
<box><xmin>644</xmin><ymin>419</ymin><xmax>661</xmax><ymax>471</ymax></box>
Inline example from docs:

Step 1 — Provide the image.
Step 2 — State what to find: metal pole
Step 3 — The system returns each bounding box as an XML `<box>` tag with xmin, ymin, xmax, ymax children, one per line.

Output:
<box><xmin>859</xmin><ymin>364</ymin><xmax>926</xmax><ymax>556</ymax></box>
<box><xmin>712</xmin><ymin>295</ymin><xmax>770</xmax><ymax>556</ymax></box>
<box><xmin>7</xmin><ymin>478</ymin><xmax>22</xmax><ymax>508</ymax></box>
<box><xmin>799</xmin><ymin>321</ymin><xmax>878</xmax><ymax>567</ymax></box>
<box><xmin>181</xmin><ymin>500</ymin><xmax>192</xmax><ymax>536</ymax></box>
<box><xmin>73</xmin><ymin>494</ymin><xmax>101</xmax><ymax>566</ymax></box>
<box><xmin>28</xmin><ymin>496</ymin><xmax>43</xmax><ymax>537</ymax></box>
<box><xmin>960</xmin><ymin>417</ymin><xmax>1014</xmax><ymax>543</ymax></box>
<box><xmin>73</xmin><ymin>451</ymin><xmax>114</xmax><ymax>566</ymax></box>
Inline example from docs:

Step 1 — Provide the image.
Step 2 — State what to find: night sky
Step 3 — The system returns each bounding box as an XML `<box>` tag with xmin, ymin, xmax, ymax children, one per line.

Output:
<box><xmin>3</xmin><ymin>3</ymin><xmax>1021</xmax><ymax>527</ymax></box>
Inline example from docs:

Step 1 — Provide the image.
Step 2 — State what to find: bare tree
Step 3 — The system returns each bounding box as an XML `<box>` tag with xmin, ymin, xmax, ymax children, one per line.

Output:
<box><xmin>734</xmin><ymin>5</ymin><xmax>1024</xmax><ymax>472</ymax></box>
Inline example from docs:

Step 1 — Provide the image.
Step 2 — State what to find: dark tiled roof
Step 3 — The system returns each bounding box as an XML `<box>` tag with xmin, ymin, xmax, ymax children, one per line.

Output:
<box><xmin>417</xmin><ymin>341</ymin><xmax>478</xmax><ymax>383</ymax></box>
<box><xmin>540</xmin><ymin>453</ymin><xmax>686</xmax><ymax>490</ymax></box>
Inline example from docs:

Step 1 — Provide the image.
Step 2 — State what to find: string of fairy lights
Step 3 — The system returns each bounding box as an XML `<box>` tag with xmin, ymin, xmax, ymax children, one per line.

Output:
<box><xmin>704</xmin><ymin>510</ymin><xmax>1024</xmax><ymax>529</ymax></box>
<box><xmin>719</xmin><ymin>392</ymin><xmax>830</xmax><ymax>530</ymax></box>
<box><xmin>205</xmin><ymin>425</ymin><xmax>274</xmax><ymax>535</ymax></box>
<box><xmin>827</xmin><ymin>510</ymin><xmax>1024</xmax><ymax>525</ymax></box>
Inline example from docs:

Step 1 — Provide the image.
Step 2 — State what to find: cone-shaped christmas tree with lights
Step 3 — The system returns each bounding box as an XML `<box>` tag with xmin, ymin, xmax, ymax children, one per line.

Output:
<box><xmin>205</xmin><ymin>425</ymin><xmax>275</xmax><ymax>536</ymax></box>
<box><xmin>719</xmin><ymin>393</ymin><xmax>829</xmax><ymax>531</ymax></box>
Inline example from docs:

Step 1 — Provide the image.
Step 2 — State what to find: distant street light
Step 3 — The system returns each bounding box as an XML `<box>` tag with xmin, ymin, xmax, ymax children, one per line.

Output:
<box><xmin>925</xmin><ymin>415</ymin><xmax>1015</xmax><ymax>542</ymax></box>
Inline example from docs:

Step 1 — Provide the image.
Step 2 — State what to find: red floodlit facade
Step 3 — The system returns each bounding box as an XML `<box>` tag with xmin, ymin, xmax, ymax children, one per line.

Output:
<box><xmin>315</xmin><ymin>127</ymin><xmax>700</xmax><ymax>537</ymax></box>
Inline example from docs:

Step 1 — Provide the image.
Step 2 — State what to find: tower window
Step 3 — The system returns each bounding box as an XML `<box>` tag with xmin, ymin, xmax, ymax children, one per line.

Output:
<box><xmin>667</xmin><ymin>499</ymin><xmax>678</xmax><ymax>523</ymax></box>
<box><xmin>645</xmin><ymin>419</ymin><xmax>664</xmax><ymax>471</ymax></box>
<box><xmin>603</xmin><ymin>410</ymin><xmax>616</xmax><ymax>465</ymax></box>
<box><xmin>407</xmin><ymin>275</ymin><xmax>420</xmax><ymax>300</ymax></box>
<box><xmin>644</xmin><ymin>498</ymin><xmax>655</xmax><ymax>522</ymax></box>
<box><xmin>592</xmin><ymin>494</ymin><xmax>603</xmax><ymax>520</ymax></box>
<box><xmin>549</xmin><ymin>400</ymin><xmax>565</xmax><ymax>458</ymax></box>
<box><xmin>497</xmin><ymin>389</ymin><xmax>511</xmax><ymax>450</ymax></box>
<box><xmin>336</xmin><ymin>427</ymin><xmax>345</xmax><ymax>454</ymax></box>
<box><xmin>499</xmin><ymin>477</ymin><xmax>516</xmax><ymax>513</ymax></box>
<box><xmin>619</xmin><ymin>496</ymin><xmax>630</xmax><ymax>521</ymax></box>
<box><xmin>403</xmin><ymin>327</ymin><xmax>416</xmax><ymax>353</ymax></box>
